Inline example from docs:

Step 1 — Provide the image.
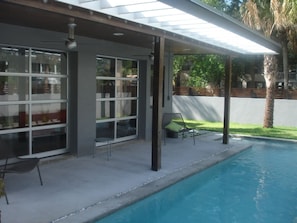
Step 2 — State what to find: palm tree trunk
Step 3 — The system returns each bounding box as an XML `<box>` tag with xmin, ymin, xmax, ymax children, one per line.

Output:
<box><xmin>276</xmin><ymin>28</ymin><xmax>289</xmax><ymax>93</ymax></box>
<box><xmin>263</xmin><ymin>55</ymin><xmax>277</xmax><ymax>128</ymax></box>
<box><xmin>282</xmin><ymin>39</ymin><xmax>289</xmax><ymax>97</ymax></box>
<box><xmin>263</xmin><ymin>83</ymin><xmax>275</xmax><ymax>128</ymax></box>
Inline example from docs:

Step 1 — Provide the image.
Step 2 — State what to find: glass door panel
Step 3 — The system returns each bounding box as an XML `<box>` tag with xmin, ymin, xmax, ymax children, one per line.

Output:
<box><xmin>96</xmin><ymin>101</ymin><xmax>115</xmax><ymax>119</ymax></box>
<box><xmin>0</xmin><ymin>132</ymin><xmax>29</xmax><ymax>157</ymax></box>
<box><xmin>96</xmin><ymin>58</ymin><xmax>115</xmax><ymax>77</ymax></box>
<box><xmin>116</xmin><ymin>80</ymin><xmax>137</xmax><ymax>98</ymax></box>
<box><xmin>31</xmin><ymin>102</ymin><xmax>66</xmax><ymax>126</ymax></box>
<box><xmin>0</xmin><ymin>104</ymin><xmax>29</xmax><ymax>130</ymax></box>
<box><xmin>0</xmin><ymin>46</ymin><xmax>29</xmax><ymax>73</ymax></box>
<box><xmin>116</xmin><ymin>119</ymin><xmax>136</xmax><ymax>138</ymax></box>
<box><xmin>116</xmin><ymin>99</ymin><xmax>137</xmax><ymax>117</ymax></box>
<box><xmin>96</xmin><ymin>80</ymin><xmax>115</xmax><ymax>98</ymax></box>
<box><xmin>32</xmin><ymin>127</ymin><xmax>66</xmax><ymax>154</ymax></box>
<box><xmin>0</xmin><ymin>76</ymin><xmax>29</xmax><ymax>99</ymax></box>
<box><xmin>96</xmin><ymin>121</ymin><xmax>114</xmax><ymax>139</ymax></box>
<box><xmin>96</xmin><ymin>56</ymin><xmax>138</xmax><ymax>143</ymax></box>
<box><xmin>0</xmin><ymin>46</ymin><xmax>68</xmax><ymax>157</ymax></box>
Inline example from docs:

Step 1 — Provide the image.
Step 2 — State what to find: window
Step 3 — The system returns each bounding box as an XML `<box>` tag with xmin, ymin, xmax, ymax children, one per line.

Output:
<box><xmin>0</xmin><ymin>46</ymin><xmax>68</xmax><ymax>158</ymax></box>
<box><xmin>96</xmin><ymin>56</ymin><xmax>138</xmax><ymax>142</ymax></box>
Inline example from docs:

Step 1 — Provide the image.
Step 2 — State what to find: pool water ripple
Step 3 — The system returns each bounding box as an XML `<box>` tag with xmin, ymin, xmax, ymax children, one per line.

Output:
<box><xmin>96</xmin><ymin>139</ymin><xmax>297</xmax><ymax>223</ymax></box>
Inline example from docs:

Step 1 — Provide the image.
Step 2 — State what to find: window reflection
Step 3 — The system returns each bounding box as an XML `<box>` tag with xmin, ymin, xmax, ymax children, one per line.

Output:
<box><xmin>31</xmin><ymin>50</ymin><xmax>65</xmax><ymax>75</ymax></box>
<box><xmin>96</xmin><ymin>121</ymin><xmax>114</xmax><ymax>138</ymax></box>
<box><xmin>0</xmin><ymin>76</ymin><xmax>29</xmax><ymax>99</ymax></box>
<box><xmin>117</xmin><ymin>80</ymin><xmax>137</xmax><ymax>98</ymax></box>
<box><xmin>96</xmin><ymin>57</ymin><xmax>115</xmax><ymax>77</ymax></box>
<box><xmin>116</xmin><ymin>59</ymin><xmax>138</xmax><ymax>78</ymax></box>
<box><xmin>0</xmin><ymin>46</ymin><xmax>29</xmax><ymax>73</ymax></box>
<box><xmin>117</xmin><ymin>119</ymin><xmax>136</xmax><ymax>138</ymax></box>
<box><xmin>0</xmin><ymin>47</ymin><xmax>68</xmax><ymax>156</ymax></box>
<box><xmin>96</xmin><ymin>80</ymin><xmax>115</xmax><ymax>98</ymax></box>
<box><xmin>0</xmin><ymin>132</ymin><xmax>29</xmax><ymax>158</ymax></box>
<box><xmin>116</xmin><ymin>100</ymin><xmax>137</xmax><ymax>117</ymax></box>
<box><xmin>32</xmin><ymin>77</ymin><xmax>66</xmax><ymax>98</ymax></box>
<box><xmin>32</xmin><ymin>103</ymin><xmax>66</xmax><ymax>126</ymax></box>
<box><xmin>32</xmin><ymin>127</ymin><xmax>66</xmax><ymax>154</ymax></box>
<box><xmin>0</xmin><ymin>104</ymin><xmax>28</xmax><ymax>130</ymax></box>
<box><xmin>96</xmin><ymin>101</ymin><xmax>115</xmax><ymax>119</ymax></box>
<box><xmin>96</xmin><ymin>56</ymin><xmax>138</xmax><ymax>141</ymax></box>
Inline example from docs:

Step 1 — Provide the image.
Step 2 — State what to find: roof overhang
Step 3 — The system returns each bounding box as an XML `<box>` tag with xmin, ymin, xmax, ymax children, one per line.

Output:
<box><xmin>56</xmin><ymin>0</ymin><xmax>281</xmax><ymax>55</ymax></box>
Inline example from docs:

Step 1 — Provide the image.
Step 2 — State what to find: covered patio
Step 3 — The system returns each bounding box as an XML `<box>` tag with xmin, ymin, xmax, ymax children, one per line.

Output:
<box><xmin>0</xmin><ymin>0</ymin><xmax>279</xmax><ymax>168</ymax></box>
<box><xmin>0</xmin><ymin>1</ymin><xmax>279</xmax><ymax>221</ymax></box>
<box><xmin>0</xmin><ymin>132</ymin><xmax>251</xmax><ymax>223</ymax></box>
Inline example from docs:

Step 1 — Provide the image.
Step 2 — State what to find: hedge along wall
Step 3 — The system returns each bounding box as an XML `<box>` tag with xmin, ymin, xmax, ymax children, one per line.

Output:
<box><xmin>172</xmin><ymin>96</ymin><xmax>297</xmax><ymax>127</ymax></box>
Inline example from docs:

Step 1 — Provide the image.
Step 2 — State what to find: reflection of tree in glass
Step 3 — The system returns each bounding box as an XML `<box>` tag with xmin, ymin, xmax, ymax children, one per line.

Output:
<box><xmin>122</xmin><ymin>60</ymin><xmax>137</xmax><ymax>77</ymax></box>
<box><xmin>96</xmin><ymin>58</ymin><xmax>115</xmax><ymax>77</ymax></box>
<box><xmin>0</xmin><ymin>76</ymin><xmax>18</xmax><ymax>95</ymax></box>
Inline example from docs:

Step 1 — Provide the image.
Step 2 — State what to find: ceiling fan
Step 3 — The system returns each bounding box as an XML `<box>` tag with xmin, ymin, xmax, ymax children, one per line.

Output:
<box><xmin>65</xmin><ymin>18</ymin><xmax>77</xmax><ymax>50</ymax></box>
<box><xmin>41</xmin><ymin>18</ymin><xmax>77</xmax><ymax>50</ymax></box>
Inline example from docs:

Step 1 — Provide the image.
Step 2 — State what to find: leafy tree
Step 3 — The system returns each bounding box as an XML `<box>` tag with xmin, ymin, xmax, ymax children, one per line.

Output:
<box><xmin>202</xmin><ymin>0</ymin><xmax>228</xmax><ymax>11</ymax></box>
<box><xmin>201</xmin><ymin>0</ymin><xmax>244</xmax><ymax>19</ymax></box>
<box><xmin>242</xmin><ymin>0</ymin><xmax>297</xmax><ymax>89</ymax></box>
<box><xmin>270</xmin><ymin>0</ymin><xmax>297</xmax><ymax>90</ymax></box>
<box><xmin>226</xmin><ymin>0</ymin><xmax>244</xmax><ymax>19</ymax></box>
<box><xmin>241</xmin><ymin>0</ymin><xmax>297</xmax><ymax>128</ymax></box>
<box><xmin>174</xmin><ymin>55</ymin><xmax>225</xmax><ymax>88</ymax></box>
<box><xmin>189</xmin><ymin>55</ymin><xmax>225</xmax><ymax>88</ymax></box>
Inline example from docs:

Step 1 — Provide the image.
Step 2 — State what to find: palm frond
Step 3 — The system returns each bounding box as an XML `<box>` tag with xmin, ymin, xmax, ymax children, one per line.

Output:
<box><xmin>241</xmin><ymin>0</ymin><xmax>262</xmax><ymax>30</ymax></box>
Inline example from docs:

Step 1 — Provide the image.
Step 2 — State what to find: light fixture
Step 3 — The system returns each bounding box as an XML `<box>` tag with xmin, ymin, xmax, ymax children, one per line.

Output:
<box><xmin>65</xmin><ymin>38</ymin><xmax>77</xmax><ymax>49</ymax></box>
<box><xmin>149</xmin><ymin>54</ymin><xmax>154</xmax><ymax>61</ymax></box>
<box><xmin>113</xmin><ymin>32</ymin><xmax>124</xmax><ymax>36</ymax></box>
<box><xmin>65</xmin><ymin>18</ymin><xmax>77</xmax><ymax>49</ymax></box>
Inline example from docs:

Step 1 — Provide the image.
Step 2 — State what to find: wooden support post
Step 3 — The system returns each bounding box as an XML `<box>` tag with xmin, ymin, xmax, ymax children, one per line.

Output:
<box><xmin>223</xmin><ymin>56</ymin><xmax>232</xmax><ymax>144</ymax></box>
<box><xmin>151</xmin><ymin>36</ymin><xmax>165</xmax><ymax>171</ymax></box>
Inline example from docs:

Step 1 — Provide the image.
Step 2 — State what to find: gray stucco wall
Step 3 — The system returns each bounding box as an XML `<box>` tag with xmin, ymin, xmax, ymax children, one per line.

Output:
<box><xmin>0</xmin><ymin>23</ymin><xmax>155</xmax><ymax>155</ymax></box>
<box><xmin>173</xmin><ymin>96</ymin><xmax>297</xmax><ymax>127</ymax></box>
<box><xmin>76</xmin><ymin>50</ymin><xmax>97</xmax><ymax>156</ymax></box>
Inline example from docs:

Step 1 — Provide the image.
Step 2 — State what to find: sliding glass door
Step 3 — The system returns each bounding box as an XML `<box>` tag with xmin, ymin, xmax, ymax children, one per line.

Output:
<box><xmin>0</xmin><ymin>45</ymin><xmax>68</xmax><ymax>158</ymax></box>
<box><xmin>96</xmin><ymin>56</ymin><xmax>138</xmax><ymax>143</ymax></box>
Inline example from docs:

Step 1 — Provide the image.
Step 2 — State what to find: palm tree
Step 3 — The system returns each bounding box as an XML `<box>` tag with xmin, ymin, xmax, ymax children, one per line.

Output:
<box><xmin>241</xmin><ymin>0</ymin><xmax>297</xmax><ymax>128</ymax></box>
<box><xmin>271</xmin><ymin>0</ymin><xmax>297</xmax><ymax>91</ymax></box>
<box><xmin>263</xmin><ymin>55</ymin><xmax>277</xmax><ymax>127</ymax></box>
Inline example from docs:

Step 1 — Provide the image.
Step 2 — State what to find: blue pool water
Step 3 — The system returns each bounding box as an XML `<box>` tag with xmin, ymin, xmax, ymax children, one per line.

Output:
<box><xmin>96</xmin><ymin>139</ymin><xmax>297</xmax><ymax>223</ymax></box>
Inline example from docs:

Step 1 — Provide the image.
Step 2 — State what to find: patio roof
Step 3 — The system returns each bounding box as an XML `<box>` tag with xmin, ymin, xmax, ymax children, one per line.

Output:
<box><xmin>56</xmin><ymin>0</ymin><xmax>280</xmax><ymax>55</ymax></box>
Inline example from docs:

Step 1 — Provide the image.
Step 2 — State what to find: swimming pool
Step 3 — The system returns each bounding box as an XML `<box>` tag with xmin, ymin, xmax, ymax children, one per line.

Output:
<box><xmin>96</xmin><ymin>139</ymin><xmax>297</xmax><ymax>223</ymax></box>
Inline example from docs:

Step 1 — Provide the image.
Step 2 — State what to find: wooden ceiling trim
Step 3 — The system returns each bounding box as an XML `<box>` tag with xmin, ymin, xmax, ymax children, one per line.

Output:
<box><xmin>3</xmin><ymin>0</ymin><xmax>228</xmax><ymax>54</ymax></box>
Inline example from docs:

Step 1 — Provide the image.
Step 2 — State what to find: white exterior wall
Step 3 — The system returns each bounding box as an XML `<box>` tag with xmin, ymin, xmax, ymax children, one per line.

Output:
<box><xmin>173</xmin><ymin>96</ymin><xmax>297</xmax><ymax>127</ymax></box>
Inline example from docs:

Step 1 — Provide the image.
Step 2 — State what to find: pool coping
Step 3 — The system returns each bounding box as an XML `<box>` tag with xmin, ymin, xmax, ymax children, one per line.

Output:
<box><xmin>56</xmin><ymin>143</ymin><xmax>251</xmax><ymax>223</ymax></box>
<box><xmin>230</xmin><ymin>134</ymin><xmax>297</xmax><ymax>143</ymax></box>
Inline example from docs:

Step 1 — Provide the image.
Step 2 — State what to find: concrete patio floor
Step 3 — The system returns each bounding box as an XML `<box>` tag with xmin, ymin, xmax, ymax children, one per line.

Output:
<box><xmin>0</xmin><ymin>132</ymin><xmax>251</xmax><ymax>223</ymax></box>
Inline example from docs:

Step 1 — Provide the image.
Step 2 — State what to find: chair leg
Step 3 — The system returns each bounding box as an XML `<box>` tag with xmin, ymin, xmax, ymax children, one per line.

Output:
<box><xmin>4</xmin><ymin>187</ymin><xmax>9</xmax><ymax>205</ymax></box>
<box><xmin>1</xmin><ymin>179</ymin><xmax>9</xmax><ymax>205</ymax></box>
<box><xmin>36</xmin><ymin>165</ymin><xmax>43</xmax><ymax>186</ymax></box>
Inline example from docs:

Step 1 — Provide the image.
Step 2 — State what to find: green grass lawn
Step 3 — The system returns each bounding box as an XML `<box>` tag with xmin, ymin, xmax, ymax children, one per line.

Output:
<box><xmin>185</xmin><ymin>120</ymin><xmax>297</xmax><ymax>140</ymax></box>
